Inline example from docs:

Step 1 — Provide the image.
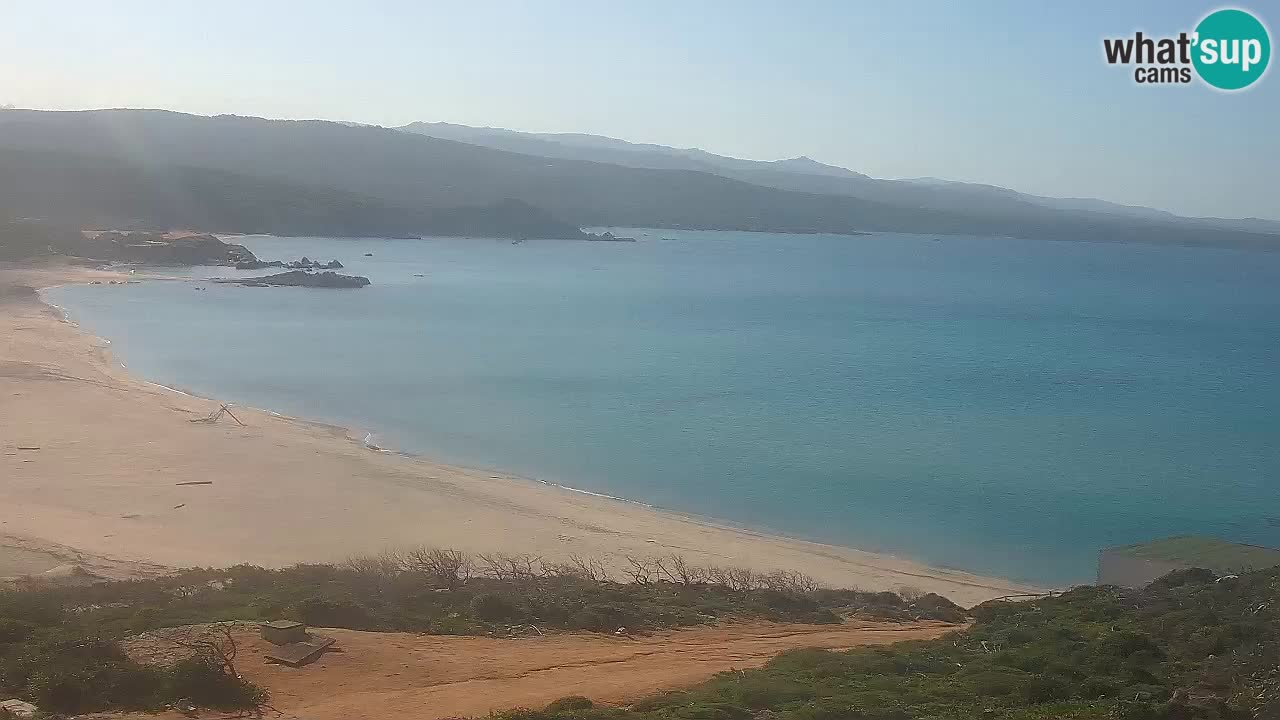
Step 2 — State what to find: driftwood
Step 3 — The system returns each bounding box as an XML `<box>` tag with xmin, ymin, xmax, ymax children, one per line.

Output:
<box><xmin>189</xmin><ymin>404</ymin><xmax>245</xmax><ymax>426</ymax></box>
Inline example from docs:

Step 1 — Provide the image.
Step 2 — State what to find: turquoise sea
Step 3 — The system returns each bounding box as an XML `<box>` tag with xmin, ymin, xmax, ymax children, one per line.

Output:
<box><xmin>45</xmin><ymin>230</ymin><xmax>1280</xmax><ymax>586</ymax></box>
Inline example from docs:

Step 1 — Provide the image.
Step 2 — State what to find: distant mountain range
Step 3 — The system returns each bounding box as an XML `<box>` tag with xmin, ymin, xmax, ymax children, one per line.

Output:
<box><xmin>400</xmin><ymin>121</ymin><xmax>871</xmax><ymax>181</ymax></box>
<box><xmin>0</xmin><ymin>108</ymin><xmax>1276</xmax><ymax>249</ymax></box>
<box><xmin>400</xmin><ymin>121</ymin><xmax>1280</xmax><ymax>236</ymax></box>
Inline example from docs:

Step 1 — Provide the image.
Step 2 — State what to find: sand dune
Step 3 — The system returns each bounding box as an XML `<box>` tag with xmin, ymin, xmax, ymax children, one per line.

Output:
<box><xmin>0</xmin><ymin>261</ymin><xmax>1040</xmax><ymax>605</ymax></box>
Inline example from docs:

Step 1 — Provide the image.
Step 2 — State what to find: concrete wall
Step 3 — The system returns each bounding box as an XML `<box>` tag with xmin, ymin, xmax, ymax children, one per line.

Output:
<box><xmin>1097</xmin><ymin>550</ymin><xmax>1184</xmax><ymax>588</ymax></box>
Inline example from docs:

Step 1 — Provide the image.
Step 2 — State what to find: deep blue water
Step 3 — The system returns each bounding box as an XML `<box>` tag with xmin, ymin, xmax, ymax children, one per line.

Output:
<box><xmin>45</xmin><ymin>230</ymin><xmax>1280</xmax><ymax>586</ymax></box>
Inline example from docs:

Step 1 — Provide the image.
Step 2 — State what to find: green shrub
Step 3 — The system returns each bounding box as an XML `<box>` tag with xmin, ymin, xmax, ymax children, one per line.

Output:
<box><xmin>295</xmin><ymin>596</ymin><xmax>374</xmax><ymax>628</ymax></box>
<box><xmin>471</xmin><ymin>592</ymin><xmax>519</xmax><ymax>622</ymax></box>
<box><xmin>1079</xmin><ymin>675</ymin><xmax>1120</xmax><ymax>699</ymax></box>
<box><xmin>1102</xmin><ymin>629</ymin><xmax>1163</xmax><ymax>658</ymax></box>
<box><xmin>166</xmin><ymin>658</ymin><xmax>267</xmax><ymax>709</ymax></box>
<box><xmin>970</xmin><ymin>669</ymin><xmax>1023</xmax><ymax>697</ymax></box>
<box><xmin>0</xmin><ymin>618</ymin><xmax>34</xmax><ymax>644</ymax></box>
<box><xmin>910</xmin><ymin>593</ymin><xmax>967</xmax><ymax>623</ymax></box>
<box><xmin>545</xmin><ymin>695</ymin><xmax>595</xmax><ymax>711</ymax></box>
<box><xmin>723</xmin><ymin>675</ymin><xmax>816</xmax><ymax>709</ymax></box>
<box><xmin>666</xmin><ymin>701</ymin><xmax>751</xmax><ymax>720</ymax></box>
<box><xmin>1023</xmin><ymin>674</ymin><xmax>1071</xmax><ymax>703</ymax></box>
<box><xmin>28</xmin><ymin>668</ymin><xmax>92</xmax><ymax>714</ymax></box>
<box><xmin>0</xmin><ymin>593</ymin><xmax>63</xmax><ymax>627</ymax></box>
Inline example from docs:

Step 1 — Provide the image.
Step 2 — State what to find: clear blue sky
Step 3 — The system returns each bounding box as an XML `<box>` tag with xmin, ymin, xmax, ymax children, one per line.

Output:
<box><xmin>2</xmin><ymin>1</ymin><xmax>1276</xmax><ymax>219</ymax></box>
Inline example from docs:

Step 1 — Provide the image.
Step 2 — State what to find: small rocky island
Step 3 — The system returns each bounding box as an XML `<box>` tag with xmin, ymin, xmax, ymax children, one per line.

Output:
<box><xmin>584</xmin><ymin>231</ymin><xmax>636</xmax><ymax>242</ymax></box>
<box><xmin>221</xmin><ymin>270</ymin><xmax>371</xmax><ymax>289</ymax></box>
<box><xmin>236</xmin><ymin>256</ymin><xmax>344</xmax><ymax>270</ymax></box>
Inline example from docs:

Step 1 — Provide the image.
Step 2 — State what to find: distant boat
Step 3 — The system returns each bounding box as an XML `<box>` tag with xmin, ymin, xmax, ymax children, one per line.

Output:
<box><xmin>364</xmin><ymin>252</ymin><xmax>374</xmax><ymax>256</ymax></box>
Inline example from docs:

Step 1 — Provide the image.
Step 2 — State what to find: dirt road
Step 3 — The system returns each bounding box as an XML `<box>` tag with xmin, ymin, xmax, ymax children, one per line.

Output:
<box><xmin>119</xmin><ymin>620</ymin><xmax>957</xmax><ymax>719</ymax></box>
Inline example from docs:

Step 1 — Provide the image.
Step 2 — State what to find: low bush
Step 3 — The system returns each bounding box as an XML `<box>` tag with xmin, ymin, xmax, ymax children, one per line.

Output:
<box><xmin>545</xmin><ymin>696</ymin><xmax>596</xmax><ymax>711</ymax></box>
<box><xmin>471</xmin><ymin>592</ymin><xmax>520</xmax><ymax>623</ymax></box>
<box><xmin>166</xmin><ymin>657</ymin><xmax>266</xmax><ymax>709</ymax></box>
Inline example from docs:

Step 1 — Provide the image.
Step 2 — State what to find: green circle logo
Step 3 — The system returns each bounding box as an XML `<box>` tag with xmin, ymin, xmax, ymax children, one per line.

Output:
<box><xmin>1193</xmin><ymin>8</ymin><xmax>1271</xmax><ymax>90</ymax></box>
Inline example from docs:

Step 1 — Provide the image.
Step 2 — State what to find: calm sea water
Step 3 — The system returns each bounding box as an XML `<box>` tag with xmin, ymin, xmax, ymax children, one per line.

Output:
<box><xmin>46</xmin><ymin>231</ymin><xmax>1280</xmax><ymax>586</ymax></box>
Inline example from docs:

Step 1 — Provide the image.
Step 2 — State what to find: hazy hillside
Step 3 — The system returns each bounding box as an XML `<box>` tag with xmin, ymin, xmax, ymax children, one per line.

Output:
<box><xmin>401</xmin><ymin>121</ymin><xmax>869</xmax><ymax>179</ymax></box>
<box><xmin>0</xmin><ymin>147</ymin><xmax>427</xmax><ymax>237</ymax></box>
<box><xmin>1</xmin><ymin>109</ymin><xmax>1277</xmax><ymax>248</ymax></box>
<box><xmin>907</xmin><ymin>177</ymin><xmax>1280</xmax><ymax>233</ymax></box>
<box><xmin>401</xmin><ymin>121</ymin><xmax>1280</xmax><ymax>237</ymax></box>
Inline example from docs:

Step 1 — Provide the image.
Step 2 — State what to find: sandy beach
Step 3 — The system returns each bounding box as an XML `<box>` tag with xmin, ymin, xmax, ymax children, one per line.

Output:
<box><xmin>0</xmin><ymin>261</ymin><xmax>1041</xmax><ymax>605</ymax></box>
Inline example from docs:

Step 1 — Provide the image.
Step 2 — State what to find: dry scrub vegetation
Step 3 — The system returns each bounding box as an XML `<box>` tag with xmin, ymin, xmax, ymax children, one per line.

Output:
<box><xmin>0</xmin><ymin>547</ymin><xmax>962</xmax><ymax>715</ymax></box>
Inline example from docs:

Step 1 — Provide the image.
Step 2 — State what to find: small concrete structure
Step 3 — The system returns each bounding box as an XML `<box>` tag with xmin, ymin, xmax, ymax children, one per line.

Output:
<box><xmin>260</xmin><ymin>620</ymin><xmax>335</xmax><ymax>667</ymax></box>
<box><xmin>261</xmin><ymin>620</ymin><xmax>307</xmax><ymax>645</ymax></box>
<box><xmin>1099</xmin><ymin>536</ymin><xmax>1280</xmax><ymax>588</ymax></box>
<box><xmin>264</xmin><ymin>635</ymin><xmax>337</xmax><ymax>668</ymax></box>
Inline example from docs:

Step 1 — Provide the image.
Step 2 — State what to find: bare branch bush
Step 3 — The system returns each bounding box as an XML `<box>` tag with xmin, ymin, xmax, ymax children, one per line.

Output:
<box><xmin>623</xmin><ymin>556</ymin><xmax>660</xmax><ymax>584</ymax></box>
<box><xmin>895</xmin><ymin>584</ymin><xmax>926</xmax><ymax>602</ymax></box>
<box><xmin>342</xmin><ymin>549</ymin><xmax>406</xmax><ymax>577</ymax></box>
<box><xmin>340</xmin><ymin>546</ymin><xmax>823</xmax><ymax>597</ymax></box>
<box><xmin>541</xmin><ymin>553</ymin><xmax>609</xmax><ymax>582</ymax></box>
<box><xmin>702</xmin><ymin>565</ymin><xmax>763</xmax><ymax>591</ymax></box>
<box><xmin>404</xmin><ymin>546</ymin><xmax>473</xmax><ymax>589</ymax></box>
<box><xmin>761</xmin><ymin>569</ymin><xmax>823</xmax><ymax>593</ymax></box>
<box><xmin>653</xmin><ymin>555</ymin><xmax>708</xmax><ymax>585</ymax></box>
<box><xmin>170</xmin><ymin>623</ymin><xmax>240</xmax><ymax>677</ymax></box>
<box><xmin>476</xmin><ymin>552</ymin><xmax>541</xmax><ymax>581</ymax></box>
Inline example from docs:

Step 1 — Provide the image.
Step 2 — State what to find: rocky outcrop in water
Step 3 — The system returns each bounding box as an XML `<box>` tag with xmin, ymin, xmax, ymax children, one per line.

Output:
<box><xmin>222</xmin><ymin>270</ymin><xmax>371</xmax><ymax>288</ymax></box>
<box><xmin>284</xmin><ymin>257</ymin><xmax>343</xmax><ymax>270</ymax></box>
<box><xmin>236</xmin><ymin>257</ymin><xmax>344</xmax><ymax>271</ymax></box>
<box><xmin>235</xmin><ymin>259</ymin><xmax>285</xmax><ymax>270</ymax></box>
<box><xmin>584</xmin><ymin>231</ymin><xmax>636</xmax><ymax>242</ymax></box>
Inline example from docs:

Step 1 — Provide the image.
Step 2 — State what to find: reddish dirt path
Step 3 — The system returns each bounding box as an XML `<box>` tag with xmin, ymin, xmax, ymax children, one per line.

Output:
<box><xmin>111</xmin><ymin>620</ymin><xmax>957</xmax><ymax>720</ymax></box>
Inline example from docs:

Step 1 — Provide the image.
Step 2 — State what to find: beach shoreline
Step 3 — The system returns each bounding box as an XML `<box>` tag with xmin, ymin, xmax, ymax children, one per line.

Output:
<box><xmin>0</xmin><ymin>260</ymin><xmax>1044</xmax><ymax>605</ymax></box>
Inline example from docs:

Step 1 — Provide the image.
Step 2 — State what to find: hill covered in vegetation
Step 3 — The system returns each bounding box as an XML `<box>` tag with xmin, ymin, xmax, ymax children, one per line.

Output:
<box><xmin>0</xmin><ymin>550</ymin><xmax>957</xmax><ymax>715</ymax></box>
<box><xmin>0</xmin><ymin>145</ymin><xmax>589</xmax><ymax>240</ymax></box>
<box><xmin>2</xmin><ymin>550</ymin><xmax>1276</xmax><ymax>718</ymax></box>
<box><xmin>505</xmin><ymin>567</ymin><xmax>1280</xmax><ymax>720</ymax></box>
<box><xmin>2</xmin><ymin>109</ymin><xmax>1278</xmax><ymax>248</ymax></box>
<box><xmin>0</xmin><ymin>221</ymin><xmax>258</xmax><ymax>265</ymax></box>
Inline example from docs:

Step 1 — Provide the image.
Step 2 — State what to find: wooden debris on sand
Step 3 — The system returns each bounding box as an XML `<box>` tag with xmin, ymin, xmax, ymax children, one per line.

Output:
<box><xmin>189</xmin><ymin>404</ymin><xmax>245</xmax><ymax>426</ymax></box>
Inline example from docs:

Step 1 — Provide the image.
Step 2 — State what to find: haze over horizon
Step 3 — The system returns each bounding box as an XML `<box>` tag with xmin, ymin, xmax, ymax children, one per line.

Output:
<box><xmin>3</xmin><ymin>0</ymin><xmax>1277</xmax><ymax>221</ymax></box>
